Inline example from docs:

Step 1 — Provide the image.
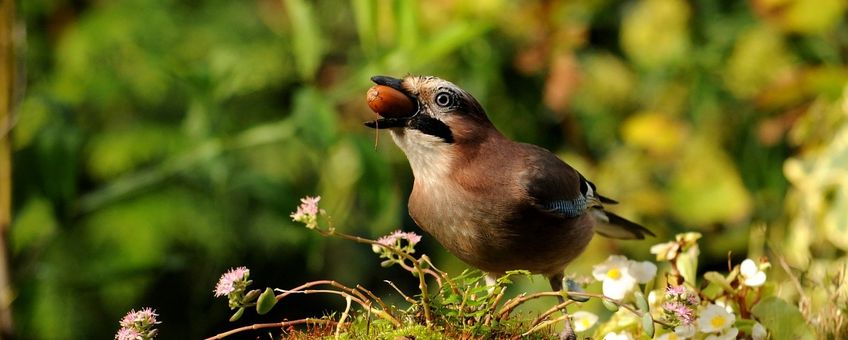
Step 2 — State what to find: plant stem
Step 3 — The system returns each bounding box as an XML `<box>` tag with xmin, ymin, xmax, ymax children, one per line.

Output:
<box><xmin>205</xmin><ymin>318</ymin><xmax>340</xmax><ymax>339</ymax></box>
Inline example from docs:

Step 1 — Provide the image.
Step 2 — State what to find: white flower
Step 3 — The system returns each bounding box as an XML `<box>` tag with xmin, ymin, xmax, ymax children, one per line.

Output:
<box><xmin>571</xmin><ymin>311</ymin><xmax>598</xmax><ymax>332</ymax></box>
<box><xmin>629</xmin><ymin>260</ymin><xmax>657</xmax><ymax>283</ymax></box>
<box><xmin>705</xmin><ymin>327</ymin><xmax>739</xmax><ymax>340</ymax></box>
<box><xmin>593</xmin><ymin>255</ymin><xmax>637</xmax><ymax>299</ymax></box>
<box><xmin>752</xmin><ymin>322</ymin><xmax>767</xmax><ymax>340</ymax></box>
<box><xmin>740</xmin><ymin>259</ymin><xmax>766</xmax><ymax>287</ymax></box>
<box><xmin>592</xmin><ymin>256</ymin><xmax>657</xmax><ymax>300</ymax></box>
<box><xmin>698</xmin><ymin>304</ymin><xmax>736</xmax><ymax>333</ymax></box>
<box><xmin>602</xmin><ymin>331</ymin><xmax>633</xmax><ymax>340</ymax></box>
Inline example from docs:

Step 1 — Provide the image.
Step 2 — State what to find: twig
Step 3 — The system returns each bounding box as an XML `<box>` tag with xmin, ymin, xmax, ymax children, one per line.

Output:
<box><xmin>336</xmin><ymin>296</ymin><xmax>352</xmax><ymax>339</ymax></box>
<box><xmin>205</xmin><ymin>318</ymin><xmax>340</xmax><ymax>339</ymax></box>
<box><xmin>317</xmin><ymin>229</ymin><xmax>434</xmax><ymax>325</ymax></box>
<box><xmin>275</xmin><ymin>285</ymin><xmax>401</xmax><ymax>327</ymax></box>
<box><xmin>384</xmin><ymin>280</ymin><xmax>417</xmax><ymax>304</ymax></box>
<box><xmin>498</xmin><ymin>291</ymin><xmax>673</xmax><ymax>328</ymax></box>
<box><xmin>530</xmin><ymin>300</ymin><xmax>574</xmax><ymax>328</ymax></box>
<box><xmin>522</xmin><ymin>314</ymin><xmax>569</xmax><ymax>337</ymax></box>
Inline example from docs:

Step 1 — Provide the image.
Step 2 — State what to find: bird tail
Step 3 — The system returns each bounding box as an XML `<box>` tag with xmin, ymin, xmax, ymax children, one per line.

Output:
<box><xmin>590</xmin><ymin>209</ymin><xmax>655</xmax><ymax>240</ymax></box>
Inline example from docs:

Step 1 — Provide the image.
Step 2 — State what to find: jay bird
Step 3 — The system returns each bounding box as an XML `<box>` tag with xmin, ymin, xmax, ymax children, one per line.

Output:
<box><xmin>365</xmin><ymin>75</ymin><xmax>654</xmax><ymax>340</ymax></box>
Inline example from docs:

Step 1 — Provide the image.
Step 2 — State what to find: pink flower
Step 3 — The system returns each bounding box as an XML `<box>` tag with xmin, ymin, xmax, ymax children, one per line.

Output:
<box><xmin>377</xmin><ymin>230</ymin><xmax>422</xmax><ymax>247</ymax></box>
<box><xmin>115</xmin><ymin>307</ymin><xmax>159</xmax><ymax>340</ymax></box>
<box><xmin>214</xmin><ymin>266</ymin><xmax>250</xmax><ymax>297</ymax></box>
<box><xmin>120</xmin><ymin>307</ymin><xmax>159</xmax><ymax>328</ymax></box>
<box><xmin>115</xmin><ymin>327</ymin><xmax>142</xmax><ymax>340</ymax></box>
<box><xmin>663</xmin><ymin>301</ymin><xmax>696</xmax><ymax>325</ymax></box>
<box><xmin>291</xmin><ymin>196</ymin><xmax>320</xmax><ymax>221</ymax></box>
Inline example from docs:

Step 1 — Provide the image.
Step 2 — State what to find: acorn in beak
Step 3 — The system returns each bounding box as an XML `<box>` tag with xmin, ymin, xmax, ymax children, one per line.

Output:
<box><xmin>364</xmin><ymin>76</ymin><xmax>418</xmax><ymax>129</ymax></box>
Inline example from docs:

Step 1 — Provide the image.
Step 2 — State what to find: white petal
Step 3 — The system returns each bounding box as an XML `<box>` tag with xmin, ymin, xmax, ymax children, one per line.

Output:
<box><xmin>630</xmin><ymin>260</ymin><xmax>658</xmax><ymax>283</ymax></box>
<box><xmin>740</xmin><ymin>259</ymin><xmax>758</xmax><ymax>277</ymax></box>
<box><xmin>572</xmin><ymin>311</ymin><xmax>599</xmax><ymax>332</ymax></box>
<box><xmin>752</xmin><ymin>322</ymin><xmax>767</xmax><ymax>340</ymax></box>
<box><xmin>744</xmin><ymin>271</ymin><xmax>767</xmax><ymax>287</ymax></box>
<box><xmin>698</xmin><ymin>304</ymin><xmax>735</xmax><ymax>333</ymax></box>
<box><xmin>602</xmin><ymin>276</ymin><xmax>636</xmax><ymax>300</ymax></box>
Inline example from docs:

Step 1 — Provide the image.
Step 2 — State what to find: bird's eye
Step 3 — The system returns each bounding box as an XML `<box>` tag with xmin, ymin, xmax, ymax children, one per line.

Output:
<box><xmin>435</xmin><ymin>92</ymin><xmax>453</xmax><ymax>107</ymax></box>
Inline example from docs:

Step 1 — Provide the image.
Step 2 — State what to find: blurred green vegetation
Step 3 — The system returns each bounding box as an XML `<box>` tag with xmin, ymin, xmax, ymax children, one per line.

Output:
<box><xmin>10</xmin><ymin>0</ymin><xmax>848</xmax><ymax>338</ymax></box>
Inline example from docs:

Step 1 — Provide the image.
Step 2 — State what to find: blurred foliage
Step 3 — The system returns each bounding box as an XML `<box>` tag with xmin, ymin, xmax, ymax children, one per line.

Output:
<box><xmin>10</xmin><ymin>0</ymin><xmax>848</xmax><ymax>338</ymax></box>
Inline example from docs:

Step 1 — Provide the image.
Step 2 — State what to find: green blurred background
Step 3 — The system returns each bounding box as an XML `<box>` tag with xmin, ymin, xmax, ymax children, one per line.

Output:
<box><xmin>9</xmin><ymin>0</ymin><xmax>848</xmax><ymax>338</ymax></box>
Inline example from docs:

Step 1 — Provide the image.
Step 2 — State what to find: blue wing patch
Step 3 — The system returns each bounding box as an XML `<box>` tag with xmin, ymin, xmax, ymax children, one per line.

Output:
<box><xmin>543</xmin><ymin>196</ymin><xmax>588</xmax><ymax>218</ymax></box>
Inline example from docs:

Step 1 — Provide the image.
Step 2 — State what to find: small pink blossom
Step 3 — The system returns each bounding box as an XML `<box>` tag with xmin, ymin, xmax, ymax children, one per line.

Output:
<box><xmin>291</xmin><ymin>196</ymin><xmax>320</xmax><ymax>220</ymax></box>
<box><xmin>377</xmin><ymin>230</ymin><xmax>422</xmax><ymax>247</ymax></box>
<box><xmin>115</xmin><ymin>327</ymin><xmax>142</xmax><ymax>340</ymax></box>
<box><xmin>663</xmin><ymin>301</ymin><xmax>696</xmax><ymax>325</ymax></box>
<box><xmin>120</xmin><ymin>307</ymin><xmax>160</xmax><ymax>328</ymax></box>
<box><xmin>214</xmin><ymin>266</ymin><xmax>250</xmax><ymax>297</ymax></box>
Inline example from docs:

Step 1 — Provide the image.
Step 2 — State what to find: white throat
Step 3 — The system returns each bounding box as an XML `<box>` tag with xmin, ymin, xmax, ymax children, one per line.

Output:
<box><xmin>390</xmin><ymin>129</ymin><xmax>453</xmax><ymax>187</ymax></box>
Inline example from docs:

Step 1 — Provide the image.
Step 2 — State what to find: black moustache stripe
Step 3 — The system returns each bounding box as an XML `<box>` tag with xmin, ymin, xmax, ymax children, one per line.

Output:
<box><xmin>410</xmin><ymin>115</ymin><xmax>454</xmax><ymax>143</ymax></box>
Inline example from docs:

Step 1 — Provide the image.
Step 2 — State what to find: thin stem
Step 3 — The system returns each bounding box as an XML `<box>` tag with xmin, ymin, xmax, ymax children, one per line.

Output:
<box><xmin>498</xmin><ymin>291</ymin><xmax>673</xmax><ymax>328</ymax></box>
<box><xmin>205</xmin><ymin>318</ymin><xmax>340</xmax><ymax>339</ymax></box>
<box><xmin>530</xmin><ymin>300</ymin><xmax>574</xmax><ymax>328</ymax></box>
<box><xmin>384</xmin><ymin>280</ymin><xmax>417</xmax><ymax>304</ymax></box>
<box><xmin>316</xmin><ymin>229</ymin><xmax>433</xmax><ymax>325</ymax></box>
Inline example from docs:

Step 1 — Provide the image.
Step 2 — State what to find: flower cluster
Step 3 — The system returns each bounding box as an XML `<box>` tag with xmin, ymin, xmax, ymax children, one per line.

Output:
<box><xmin>662</xmin><ymin>285</ymin><xmax>699</xmax><ymax>326</ymax></box>
<box><xmin>592</xmin><ymin>255</ymin><xmax>657</xmax><ymax>299</ymax></box>
<box><xmin>290</xmin><ymin>196</ymin><xmax>322</xmax><ymax>229</ymax></box>
<box><xmin>115</xmin><ymin>308</ymin><xmax>160</xmax><ymax>340</ymax></box>
<box><xmin>214</xmin><ymin>266</ymin><xmax>254</xmax><ymax>309</ymax></box>
<box><xmin>371</xmin><ymin>230</ymin><xmax>423</xmax><ymax>267</ymax></box>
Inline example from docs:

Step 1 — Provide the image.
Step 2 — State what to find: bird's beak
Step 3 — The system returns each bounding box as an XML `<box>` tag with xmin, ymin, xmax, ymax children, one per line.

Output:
<box><xmin>364</xmin><ymin>75</ymin><xmax>418</xmax><ymax>129</ymax></box>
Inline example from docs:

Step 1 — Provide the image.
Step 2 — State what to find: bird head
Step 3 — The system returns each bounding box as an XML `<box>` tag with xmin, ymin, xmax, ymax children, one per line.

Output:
<box><xmin>364</xmin><ymin>75</ymin><xmax>495</xmax><ymax>146</ymax></box>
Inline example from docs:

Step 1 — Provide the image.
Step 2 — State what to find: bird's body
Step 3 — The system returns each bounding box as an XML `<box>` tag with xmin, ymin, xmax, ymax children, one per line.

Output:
<box><xmin>398</xmin><ymin>128</ymin><xmax>595</xmax><ymax>277</ymax></box>
<box><xmin>365</xmin><ymin>75</ymin><xmax>653</xmax><ymax>340</ymax></box>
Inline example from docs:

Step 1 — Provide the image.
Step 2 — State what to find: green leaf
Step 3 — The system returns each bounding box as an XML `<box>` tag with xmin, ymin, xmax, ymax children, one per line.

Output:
<box><xmin>282</xmin><ymin>0</ymin><xmax>325</xmax><ymax>80</ymax></box>
<box><xmin>229</xmin><ymin>307</ymin><xmax>245</xmax><ymax>322</ymax></box>
<box><xmin>634</xmin><ymin>291</ymin><xmax>649</xmax><ymax>312</ymax></box>
<box><xmin>676</xmin><ymin>246</ymin><xmax>699</xmax><ymax>285</ymax></box>
<box><xmin>351</xmin><ymin>0</ymin><xmax>377</xmax><ymax>54</ymax></box>
<box><xmin>703</xmin><ymin>271</ymin><xmax>735</xmax><ymax>293</ymax></box>
<box><xmin>256</xmin><ymin>288</ymin><xmax>277</xmax><ymax>315</ymax></box>
<box><xmin>10</xmin><ymin>197</ymin><xmax>58</xmax><ymax>254</ymax></box>
<box><xmin>641</xmin><ymin>313</ymin><xmax>655</xmax><ymax>338</ymax></box>
<box><xmin>602</xmin><ymin>299</ymin><xmax>619</xmax><ymax>312</ymax></box>
<box><xmin>751</xmin><ymin>296</ymin><xmax>815</xmax><ymax>340</ymax></box>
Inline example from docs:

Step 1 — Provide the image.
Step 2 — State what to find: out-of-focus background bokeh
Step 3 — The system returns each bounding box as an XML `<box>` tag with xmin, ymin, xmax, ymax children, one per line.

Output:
<box><xmin>6</xmin><ymin>0</ymin><xmax>848</xmax><ymax>338</ymax></box>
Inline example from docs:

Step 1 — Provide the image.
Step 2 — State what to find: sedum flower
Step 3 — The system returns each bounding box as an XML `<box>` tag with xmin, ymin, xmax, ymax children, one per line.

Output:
<box><xmin>120</xmin><ymin>307</ymin><xmax>160</xmax><ymax>329</ymax></box>
<box><xmin>214</xmin><ymin>266</ymin><xmax>250</xmax><ymax>298</ymax></box>
<box><xmin>698</xmin><ymin>304</ymin><xmax>736</xmax><ymax>333</ymax></box>
<box><xmin>115</xmin><ymin>307</ymin><xmax>160</xmax><ymax>340</ymax></box>
<box><xmin>290</xmin><ymin>196</ymin><xmax>321</xmax><ymax>229</ymax></box>
<box><xmin>740</xmin><ymin>258</ymin><xmax>766</xmax><ymax>287</ymax></box>
<box><xmin>372</xmin><ymin>230</ymin><xmax>422</xmax><ymax>255</ymax></box>
<box><xmin>571</xmin><ymin>311</ymin><xmax>598</xmax><ymax>332</ymax></box>
<box><xmin>663</xmin><ymin>284</ymin><xmax>700</xmax><ymax>326</ymax></box>
<box><xmin>115</xmin><ymin>327</ymin><xmax>142</xmax><ymax>340</ymax></box>
<box><xmin>752</xmin><ymin>322</ymin><xmax>767</xmax><ymax>340</ymax></box>
<box><xmin>592</xmin><ymin>255</ymin><xmax>657</xmax><ymax>300</ymax></box>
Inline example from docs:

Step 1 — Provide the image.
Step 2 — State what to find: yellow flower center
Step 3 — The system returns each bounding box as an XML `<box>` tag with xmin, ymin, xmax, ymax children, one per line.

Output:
<box><xmin>607</xmin><ymin>268</ymin><xmax>621</xmax><ymax>280</ymax></box>
<box><xmin>668</xmin><ymin>333</ymin><xmax>678</xmax><ymax>340</ymax></box>
<box><xmin>581</xmin><ymin>319</ymin><xmax>590</xmax><ymax>328</ymax></box>
<box><xmin>711</xmin><ymin>315</ymin><xmax>726</xmax><ymax>328</ymax></box>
